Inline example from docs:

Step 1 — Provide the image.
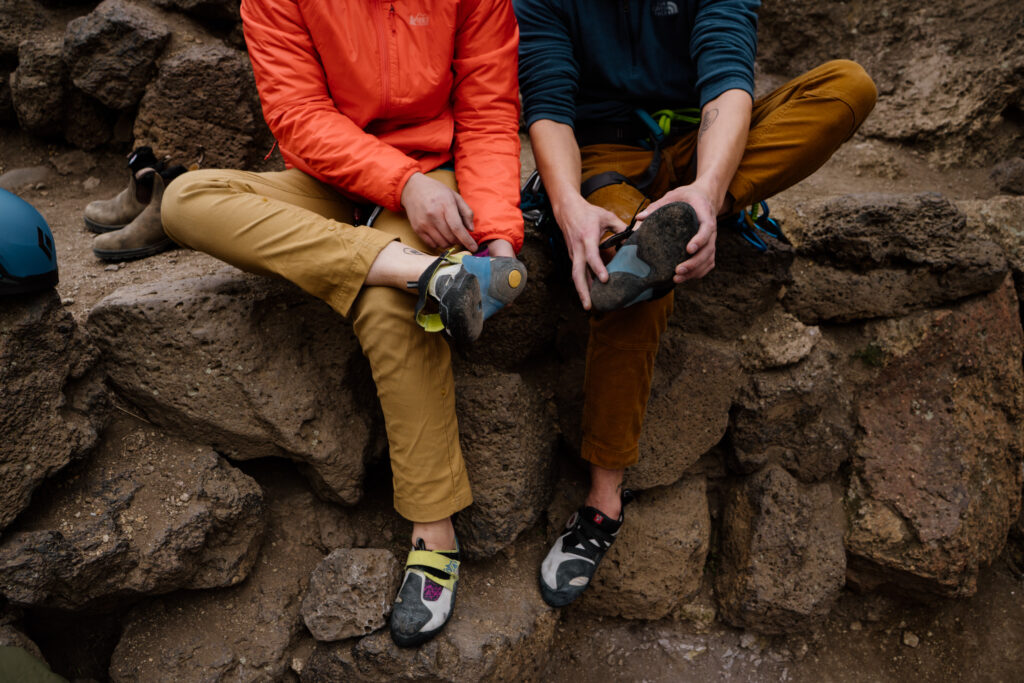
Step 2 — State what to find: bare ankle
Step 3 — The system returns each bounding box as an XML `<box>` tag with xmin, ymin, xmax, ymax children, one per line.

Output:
<box><xmin>411</xmin><ymin>517</ymin><xmax>457</xmax><ymax>551</ymax></box>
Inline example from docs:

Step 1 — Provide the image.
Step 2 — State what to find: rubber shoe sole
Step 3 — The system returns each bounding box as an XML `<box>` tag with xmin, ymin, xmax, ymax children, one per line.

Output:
<box><xmin>590</xmin><ymin>201</ymin><xmax>699</xmax><ymax>313</ymax></box>
<box><xmin>435</xmin><ymin>267</ymin><xmax>483</xmax><ymax>347</ymax></box>
<box><xmin>93</xmin><ymin>238</ymin><xmax>176</xmax><ymax>262</ymax></box>
<box><xmin>84</xmin><ymin>216</ymin><xmax>128</xmax><ymax>234</ymax></box>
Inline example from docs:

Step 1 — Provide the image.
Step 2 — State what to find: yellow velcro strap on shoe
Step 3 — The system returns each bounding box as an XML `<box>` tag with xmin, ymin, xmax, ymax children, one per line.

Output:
<box><xmin>406</xmin><ymin>549</ymin><xmax>460</xmax><ymax>590</ymax></box>
<box><xmin>415</xmin><ymin>310</ymin><xmax>445</xmax><ymax>333</ymax></box>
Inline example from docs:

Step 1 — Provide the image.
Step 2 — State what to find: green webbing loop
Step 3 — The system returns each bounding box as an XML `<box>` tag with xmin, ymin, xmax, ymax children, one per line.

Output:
<box><xmin>650</xmin><ymin>108</ymin><xmax>701</xmax><ymax>137</ymax></box>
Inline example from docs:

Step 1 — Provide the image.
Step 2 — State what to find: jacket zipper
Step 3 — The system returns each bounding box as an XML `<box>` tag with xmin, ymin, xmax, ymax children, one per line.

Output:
<box><xmin>375</xmin><ymin>0</ymin><xmax>391</xmax><ymax>118</ymax></box>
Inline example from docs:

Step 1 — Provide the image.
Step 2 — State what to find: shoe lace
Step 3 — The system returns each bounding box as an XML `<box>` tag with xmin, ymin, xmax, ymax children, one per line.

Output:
<box><xmin>562</xmin><ymin>512</ymin><xmax>616</xmax><ymax>561</ymax></box>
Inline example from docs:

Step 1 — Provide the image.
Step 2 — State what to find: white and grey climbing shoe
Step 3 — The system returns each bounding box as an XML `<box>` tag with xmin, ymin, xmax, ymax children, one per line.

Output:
<box><xmin>390</xmin><ymin>539</ymin><xmax>460</xmax><ymax>648</ymax></box>
<box><xmin>539</xmin><ymin>491</ymin><xmax>634</xmax><ymax>607</ymax></box>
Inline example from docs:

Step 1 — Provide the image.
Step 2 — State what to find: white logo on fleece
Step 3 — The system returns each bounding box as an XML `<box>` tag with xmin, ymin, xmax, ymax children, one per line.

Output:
<box><xmin>409</xmin><ymin>13</ymin><xmax>429</xmax><ymax>25</ymax></box>
<box><xmin>652</xmin><ymin>0</ymin><xmax>679</xmax><ymax>16</ymax></box>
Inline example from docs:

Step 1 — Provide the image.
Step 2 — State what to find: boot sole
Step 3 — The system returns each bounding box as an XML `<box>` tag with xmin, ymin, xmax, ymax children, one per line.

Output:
<box><xmin>84</xmin><ymin>216</ymin><xmax>128</xmax><ymax>234</ymax></box>
<box><xmin>93</xmin><ymin>239</ymin><xmax>176</xmax><ymax>262</ymax></box>
<box><xmin>590</xmin><ymin>202</ymin><xmax>699</xmax><ymax>312</ymax></box>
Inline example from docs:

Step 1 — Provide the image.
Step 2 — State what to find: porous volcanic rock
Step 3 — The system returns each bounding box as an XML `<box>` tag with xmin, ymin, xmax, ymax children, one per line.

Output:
<box><xmin>783</xmin><ymin>193</ymin><xmax>1008</xmax><ymax>323</ymax></box>
<box><xmin>301</xmin><ymin>549</ymin><xmax>400</xmax><ymax>642</ymax></box>
<box><xmin>63</xmin><ymin>89</ymin><xmax>115</xmax><ymax>150</ymax></box>
<box><xmin>86</xmin><ymin>270</ymin><xmax>383</xmax><ymax>505</ymax></box>
<box><xmin>740</xmin><ymin>306</ymin><xmax>821</xmax><ymax>372</ymax></box>
<box><xmin>302</xmin><ymin>536</ymin><xmax>556</xmax><ymax>681</ymax></box>
<box><xmin>62</xmin><ymin>0</ymin><xmax>171</xmax><ymax>110</ymax></box>
<box><xmin>10</xmin><ymin>39</ymin><xmax>66</xmax><ymax>137</ymax></box>
<box><xmin>959</xmin><ymin>196</ymin><xmax>1024</xmax><ymax>299</ymax></box>
<box><xmin>0</xmin><ymin>291</ymin><xmax>105</xmax><ymax>531</ymax></box>
<box><xmin>991</xmin><ymin>157</ymin><xmax>1024</xmax><ymax>195</ymax></box>
<box><xmin>0</xmin><ymin>0</ymin><xmax>46</xmax><ymax>59</ymax></box>
<box><xmin>153</xmin><ymin>0</ymin><xmax>240</xmax><ymax>22</ymax></box>
<box><xmin>716</xmin><ymin>464</ymin><xmax>846</xmax><ymax>634</ymax></box>
<box><xmin>630</xmin><ymin>329</ymin><xmax>743</xmax><ymax>490</ymax></box>
<box><xmin>109</xmin><ymin>463</ymin><xmax>327</xmax><ymax>683</ymax></box>
<box><xmin>453</xmin><ymin>367</ymin><xmax>555</xmax><ymax>558</ymax></box>
<box><xmin>731</xmin><ymin>337</ymin><xmax>856</xmax><ymax>482</ymax></box>
<box><xmin>578</xmin><ymin>477</ymin><xmax>710</xmax><ymax>620</ymax></box>
<box><xmin>133</xmin><ymin>44</ymin><xmax>270</xmax><ymax>169</ymax></box>
<box><xmin>0</xmin><ymin>63</ymin><xmax>13</xmax><ymax>124</ymax></box>
<box><xmin>0</xmin><ymin>418</ymin><xmax>265</xmax><ymax>610</ymax></box>
<box><xmin>844</xmin><ymin>278</ymin><xmax>1024</xmax><ymax>597</ymax></box>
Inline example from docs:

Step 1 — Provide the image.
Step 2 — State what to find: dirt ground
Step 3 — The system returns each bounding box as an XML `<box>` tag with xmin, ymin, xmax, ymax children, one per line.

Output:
<box><xmin>2</xmin><ymin>124</ymin><xmax>1022</xmax><ymax>681</ymax></box>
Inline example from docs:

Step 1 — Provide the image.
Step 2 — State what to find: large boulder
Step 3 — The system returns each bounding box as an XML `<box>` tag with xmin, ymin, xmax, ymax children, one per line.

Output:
<box><xmin>844</xmin><ymin>278</ymin><xmax>1024</xmax><ymax>597</ymax></box>
<box><xmin>783</xmin><ymin>193</ymin><xmax>1008</xmax><ymax>323</ymax></box>
<box><xmin>62</xmin><ymin>0</ymin><xmax>171</xmax><ymax>110</ymax></box>
<box><xmin>576</xmin><ymin>476</ymin><xmax>710</xmax><ymax>620</ymax></box>
<box><xmin>715</xmin><ymin>464</ymin><xmax>847</xmax><ymax>634</ymax></box>
<box><xmin>0</xmin><ymin>291</ymin><xmax>106</xmax><ymax>531</ymax></box>
<box><xmin>133</xmin><ymin>44</ymin><xmax>270</xmax><ymax>169</ymax></box>
<box><xmin>10</xmin><ymin>39</ymin><xmax>66</xmax><ymax>137</ymax></box>
<box><xmin>109</xmin><ymin>463</ymin><xmax>327</xmax><ymax>683</ymax></box>
<box><xmin>301</xmin><ymin>549</ymin><xmax>400</xmax><ymax>642</ymax></box>
<box><xmin>959</xmin><ymin>195</ymin><xmax>1024</xmax><ymax>300</ymax></box>
<box><xmin>0</xmin><ymin>418</ymin><xmax>265</xmax><ymax>610</ymax></box>
<box><xmin>153</xmin><ymin>0</ymin><xmax>241</xmax><ymax>23</ymax></box>
<box><xmin>86</xmin><ymin>271</ymin><xmax>384</xmax><ymax>505</ymax></box>
<box><xmin>63</xmin><ymin>89</ymin><xmax>115</xmax><ymax>150</ymax></box>
<box><xmin>453</xmin><ymin>367</ymin><xmax>556</xmax><ymax>558</ymax></box>
<box><xmin>0</xmin><ymin>0</ymin><xmax>46</xmax><ymax>60</ymax></box>
<box><xmin>302</xmin><ymin>536</ymin><xmax>556</xmax><ymax>681</ymax></box>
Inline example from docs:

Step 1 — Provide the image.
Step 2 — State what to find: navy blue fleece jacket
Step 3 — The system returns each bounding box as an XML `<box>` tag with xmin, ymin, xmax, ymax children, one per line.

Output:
<box><xmin>515</xmin><ymin>0</ymin><xmax>759</xmax><ymax>128</ymax></box>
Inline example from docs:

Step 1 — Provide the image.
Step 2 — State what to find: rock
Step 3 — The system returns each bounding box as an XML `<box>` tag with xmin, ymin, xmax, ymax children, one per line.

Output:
<box><xmin>0</xmin><ymin>417</ymin><xmax>265</xmax><ymax>610</ymax></box>
<box><xmin>731</xmin><ymin>338</ymin><xmax>856</xmax><ymax>482</ymax></box>
<box><xmin>629</xmin><ymin>329</ymin><xmax>743</xmax><ymax>490</ymax></box>
<box><xmin>50</xmin><ymin>149</ymin><xmax>95</xmax><ymax>176</ymax></box>
<box><xmin>302</xmin><ymin>535</ymin><xmax>555</xmax><ymax>681</ymax></box>
<box><xmin>783</xmin><ymin>193</ymin><xmax>1009</xmax><ymax>323</ymax></box>
<box><xmin>740</xmin><ymin>306</ymin><xmax>821</xmax><ymax>371</ymax></box>
<box><xmin>991</xmin><ymin>157</ymin><xmax>1024</xmax><ymax>195</ymax></box>
<box><xmin>959</xmin><ymin>196</ymin><xmax>1024</xmax><ymax>302</ymax></box>
<box><xmin>716</xmin><ymin>464</ymin><xmax>846</xmax><ymax>634</ymax></box>
<box><xmin>0</xmin><ymin>612</ymin><xmax>44</xmax><ymax>662</ymax></box>
<box><xmin>301</xmin><ymin>549</ymin><xmax>400</xmax><ymax>642</ymax></box>
<box><xmin>133</xmin><ymin>44</ymin><xmax>270</xmax><ymax>169</ymax></box>
<box><xmin>0</xmin><ymin>63</ymin><xmax>15</xmax><ymax>124</ymax></box>
<box><xmin>0</xmin><ymin>0</ymin><xmax>46</xmax><ymax>59</ymax></box>
<box><xmin>153</xmin><ymin>0</ymin><xmax>240</xmax><ymax>23</ymax></box>
<box><xmin>903</xmin><ymin>631</ymin><xmax>920</xmax><ymax>648</ymax></box>
<box><xmin>109</xmin><ymin>462</ymin><xmax>327</xmax><ymax>683</ymax></box>
<box><xmin>576</xmin><ymin>477</ymin><xmax>710</xmax><ymax>620</ymax></box>
<box><xmin>453</xmin><ymin>367</ymin><xmax>555</xmax><ymax>558</ymax></box>
<box><xmin>10</xmin><ymin>39</ymin><xmax>66</xmax><ymax>137</ymax></box>
<box><xmin>85</xmin><ymin>271</ymin><xmax>384</xmax><ymax>505</ymax></box>
<box><xmin>63</xmin><ymin>89</ymin><xmax>115</xmax><ymax>150</ymax></box>
<box><xmin>845</xmin><ymin>278</ymin><xmax>1024</xmax><ymax>597</ymax></box>
<box><xmin>0</xmin><ymin>291</ymin><xmax>106</xmax><ymax>531</ymax></box>
<box><xmin>63</xmin><ymin>0</ymin><xmax>171</xmax><ymax>110</ymax></box>
<box><xmin>0</xmin><ymin>165</ymin><xmax>55</xmax><ymax>191</ymax></box>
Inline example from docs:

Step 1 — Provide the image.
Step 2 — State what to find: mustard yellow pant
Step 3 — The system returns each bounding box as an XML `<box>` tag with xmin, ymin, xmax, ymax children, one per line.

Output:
<box><xmin>161</xmin><ymin>168</ymin><xmax>473</xmax><ymax>522</ymax></box>
<box><xmin>580</xmin><ymin>60</ymin><xmax>878</xmax><ymax>469</ymax></box>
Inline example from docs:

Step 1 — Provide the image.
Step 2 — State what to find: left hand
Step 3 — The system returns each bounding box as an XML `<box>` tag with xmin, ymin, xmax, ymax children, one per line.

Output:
<box><xmin>635</xmin><ymin>183</ymin><xmax>719</xmax><ymax>283</ymax></box>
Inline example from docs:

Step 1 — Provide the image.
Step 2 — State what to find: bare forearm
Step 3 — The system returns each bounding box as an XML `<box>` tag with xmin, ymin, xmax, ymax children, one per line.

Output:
<box><xmin>528</xmin><ymin>119</ymin><xmax>584</xmax><ymax>217</ymax></box>
<box><xmin>692</xmin><ymin>89</ymin><xmax>752</xmax><ymax>215</ymax></box>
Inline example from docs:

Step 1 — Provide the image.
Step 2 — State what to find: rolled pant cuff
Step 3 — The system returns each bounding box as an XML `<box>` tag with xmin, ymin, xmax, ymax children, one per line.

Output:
<box><xmin>394</xmin><ymin>492</ymin><xmax>474</xmax><ymax>525</ymax></box>
<box><xmin>326</xmin><ymin>229</ymin><xmax>397</xmax><ymax>317</ymax></box>
<box><xmin>581</xmin><ymin>438</ymin><xmax>638</xmax><ymax>470</ymax></box>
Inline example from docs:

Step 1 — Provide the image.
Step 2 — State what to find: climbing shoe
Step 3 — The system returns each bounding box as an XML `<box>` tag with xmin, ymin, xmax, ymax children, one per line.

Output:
<box><xmin>539</xmin><ymin>490</ymin><xmax>634</xmax><ymax>607</ymax></box>
<box><xmin>83</xmin><ymin>146</ymin><xmax>163</xmax><ymax>233</ymax></box>
<box><xmin>92</xmin><ymin>168</ymin><xmax>177</xmax><ymax>262</ymax></box>
<box><xmin>390</xmin><ymin>539</ymin><xmax>460</xmax><ymax>648</ymax></box>
<box><xmin>413</xmin><ymin>249</ymin><xmax>527</xmax><ymax>346</ymax></box>
<box><xmin>589</xmin><ymin>201</ymin><xmax>699</xmax><ymax>312</ymax></box>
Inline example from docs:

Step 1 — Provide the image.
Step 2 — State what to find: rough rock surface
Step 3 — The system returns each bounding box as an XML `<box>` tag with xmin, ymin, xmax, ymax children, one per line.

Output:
<box><xmin>990</xmin><ymin>157</ymin><xmax>1024</xmax><ymax>195</ymax></box>
<box><xmin>153</xmin><ymin>0</ymin><xmax>240</xmax><ymax>22</ymax></box>
<box><xmin>453</xmin><ymin>367</ymin><xmax>555</xmax><ymax>558</ymax></box>
<box><xmin>301</xmin><ymin>549</ymin><xmax>400</xmax><ymax>642</ymax></box>
<box><xmin>579</xmin><ymin>477</ymin><xmax>710</xmax><ymax>620</ymax></box>
<box><xmin>0</xmin><ymin>0</ymin><xmax>46</xmax><ymax>59</ymax></box>
<box><xmin>783</xmin><ymin>193</ymin><xmax>1008</xmax><ymax>323</ymax></box>
<box><xmin>10</xmin><ymin>39</ymin><xmax>66</xmax><ymax>137</ymax></box>
<box><xmin>0</xmin><ymin>418</ymin><xmax>265</xmax><ymax>610</ymax></box>
<box><xmin>731</xmin><ymin>338</ymin><xmax>856</xmax><ymax>482</ymax></box>
<box><xmin>740</xmin><ymin>307</ymin><xmax>821</xmax><ymax>372</ymax></box>
<box><xmin>716</xmin><ymin>464</ymin><xmax>847</xmax><ymax>634</ymax></box>
<box><xmin>303</xmin><ymin>535</ymin><xmax>556</xmax><ymax>681</ymax></box>
<box><xmin>959</xmin><ymin>196</ymin><xmax>1024</xmax><ymax>298</ymax></box>
<box><xmin>109</xmin><ymin>463</ymin><xmax>327</xmax><ymax>683</ymax></box>
<box><xmin>133</xmin><ymin>44</ymin><xmax>269</xmax><ymax>168</ymax></box>
<box><xmin>62</xmin><ymin>0</ymin><xmax>170</xmax><ymax>110</ymax></box>
<box><xmin>0</xmin><ymin>291</ymin><xmax>105</xmax><ymax>531</ymax></box>
<box><xmin>86</xmin><ymin>271</ymin><xmax>383</xmax><ymax>505</ymax></box>
<box><xmin>844</xmin><ymin>278</ymin><xmax>1024</xmax><ymax>598</ymax></box>
<box><xmin>63</xmin><ymin>89</ymin><xmax>115</xmax><ymax>150</ymax></box>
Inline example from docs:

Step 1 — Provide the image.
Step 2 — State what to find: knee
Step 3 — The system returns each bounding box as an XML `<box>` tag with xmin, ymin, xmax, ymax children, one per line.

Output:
<box><xmin>160</xmin><ymin>169</ymin><xmax>231</xmax><ymax>245</ymax></box>
<box><xmin>823</xmin><ymin>59</ymin><xmax>878</xmax><ymax>127</ymax></box>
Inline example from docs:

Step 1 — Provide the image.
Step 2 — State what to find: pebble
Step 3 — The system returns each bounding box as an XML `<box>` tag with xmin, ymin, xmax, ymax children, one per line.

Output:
<box><xmin>61</xmin><ymin>297</ymin><xmax>75</xmax><ymax>306</ymax></box>
<box><xmin>83</xmin><ymin>177</ymin><xmax>101</xmax><ymax>191</ymax></box>
<box><xmin>850</xmin><ymin>621</ymin><xmax>863</xmax><ymax>631</ymax></box>
<box><xmin>903</xmin><ymin>631</ymin><xmax>920</xmax><ymax>648</ymax></box>
<box><xmin>104</xmin><ymin>264</ymin><xmax>119</xmax><ymax>272</ymax></box>
<box><xmin>740</xmin><ymin>633</ymin><xmax>758</xmax><ymax>650</ymax></box>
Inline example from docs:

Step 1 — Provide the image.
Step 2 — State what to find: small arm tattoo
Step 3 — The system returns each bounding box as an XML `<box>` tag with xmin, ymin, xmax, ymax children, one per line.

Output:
<box><xmin>698</xmin><ymin>108</ymin><xmax>719</xmax><ymax>142</ymax></box>
<box><xmin>403</xmin><ymin>247</ymin><xmax>425</xmax><ymax>256</ymax></box>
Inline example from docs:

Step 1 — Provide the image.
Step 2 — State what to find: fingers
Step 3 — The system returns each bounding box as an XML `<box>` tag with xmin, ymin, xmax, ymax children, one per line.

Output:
<box><xmin>571</xmin><ymin>247</ymin><xmax>592</xmax><ymax>310</ymax></box>
<box><xmin>675</xmin><ymin>238</ymin><xmax>716</xmax><ymax>282</ymax></box>
<box><xmin>454</xmin><ymin>193</ymin><xmax>475</xmax><ymax>233</ymax></box>
<box><xmin>441</xmin><ymin>199</ymin><xmax>478</xmax><ymax>252</ymax></box>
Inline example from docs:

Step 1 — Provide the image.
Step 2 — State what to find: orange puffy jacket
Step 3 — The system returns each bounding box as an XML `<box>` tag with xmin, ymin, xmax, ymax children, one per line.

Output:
<box><xmin>240</xmin><ymin>0</ymin><xmax>524</xmax><ymax>250</ymax></box>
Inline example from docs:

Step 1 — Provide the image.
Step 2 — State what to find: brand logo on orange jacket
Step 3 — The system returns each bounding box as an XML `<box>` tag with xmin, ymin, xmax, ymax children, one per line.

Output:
<box><xmin>409</xmin><ymin>13</ymin><xmax>429</xmax><ymax>25</ymax></box>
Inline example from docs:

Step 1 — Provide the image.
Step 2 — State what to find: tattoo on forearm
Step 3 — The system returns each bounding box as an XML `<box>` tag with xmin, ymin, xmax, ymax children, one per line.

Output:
<box><xmin>698</xmin><ymin>108</ymin><xmax>719</xmax><ymax>142</ymax></box>
<box><xmin>403</xmin><ymin>247</ymin><xmax>425</xmax><ymax>256</ymax></box>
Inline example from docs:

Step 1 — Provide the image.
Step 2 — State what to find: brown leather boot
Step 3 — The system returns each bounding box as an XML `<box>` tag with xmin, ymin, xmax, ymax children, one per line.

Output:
<box><xmin>92</xmin><ymin>169</ymin><xmax>176</xmax><ymax>261</ymax></box>
<box><xmin>83</xmin><ymin>147</ymin><xmax>163</xmax><ymax>233</ymax></box>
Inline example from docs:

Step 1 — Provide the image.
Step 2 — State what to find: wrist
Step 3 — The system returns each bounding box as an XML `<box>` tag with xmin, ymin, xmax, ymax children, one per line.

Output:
<box><xmin>400</xmin><ymin>171</ymin><xmax>426</xmax><ymax>207</ymax></box>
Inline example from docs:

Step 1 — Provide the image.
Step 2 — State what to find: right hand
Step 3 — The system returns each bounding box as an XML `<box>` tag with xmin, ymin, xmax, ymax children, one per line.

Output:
<box><xmin>400</xmin><ymin>172</ymin><xmax>478</xmax><ymax>252</ymax></box>
<box><xmin>553</xmin><ymin>195</ymin><xmax>627</xmax><ymax>310</ymax></box>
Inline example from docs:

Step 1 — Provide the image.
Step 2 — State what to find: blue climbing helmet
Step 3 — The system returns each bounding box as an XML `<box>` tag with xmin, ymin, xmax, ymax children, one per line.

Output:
<box><xmin>0</xmin><ymin>188</ymin><xmax>59</xmax><ymax>296</ymax></box>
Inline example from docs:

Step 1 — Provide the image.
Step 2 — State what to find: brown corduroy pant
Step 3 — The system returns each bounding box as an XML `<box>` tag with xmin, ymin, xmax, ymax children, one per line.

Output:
<box><xmin>578</xmin><ymin>60</ymin><xmax>878</xmax><ymax>469</ymax></box>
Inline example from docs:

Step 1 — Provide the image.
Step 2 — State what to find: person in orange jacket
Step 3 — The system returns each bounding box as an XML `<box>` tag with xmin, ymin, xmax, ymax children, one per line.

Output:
<box><xmin>161</xmin><ymin>0</ymin><xmax>527</xmax><ymax>647</ymax></box>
